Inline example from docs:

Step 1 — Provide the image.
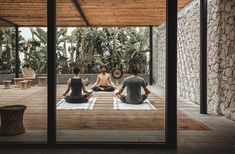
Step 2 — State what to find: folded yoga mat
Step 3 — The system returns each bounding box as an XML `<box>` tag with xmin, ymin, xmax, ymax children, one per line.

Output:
<box><xmin>57</xmin><ymin>97</ymin><xmax>96</xmax><ymax>110</ymax></box>
<box><xmin>113</xmin><ymin>97</ymin><xmax>156</xmax><ymax>110</ymax></box>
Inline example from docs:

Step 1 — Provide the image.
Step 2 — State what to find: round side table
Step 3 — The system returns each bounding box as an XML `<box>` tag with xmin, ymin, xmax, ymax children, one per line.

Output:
<box><xmin>3</xmin><ymin>80</ymin><xmax>11</xmax><ymax>89</ymax></box>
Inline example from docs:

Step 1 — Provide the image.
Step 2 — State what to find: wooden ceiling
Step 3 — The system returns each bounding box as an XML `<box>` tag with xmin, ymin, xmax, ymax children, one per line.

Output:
<box><xmin>0</xmin><ymin>0</ymin><xmax>191</xmax><ymax>27</ymax></box>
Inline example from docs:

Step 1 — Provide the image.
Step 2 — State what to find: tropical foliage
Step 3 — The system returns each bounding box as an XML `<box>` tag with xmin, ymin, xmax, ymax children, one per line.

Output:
<box><xmin>0</xmin><ymin>27</ymin><xmax>149</xmax><ymax>74</ymax></box>
<box><xmin>0</xmin><ymin>28</ymin><xmax>26</xmax><ymax>73</ymax></box>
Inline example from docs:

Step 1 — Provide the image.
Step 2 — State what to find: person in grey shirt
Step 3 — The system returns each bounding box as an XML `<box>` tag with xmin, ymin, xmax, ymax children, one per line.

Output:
<box><xmin>116</xmin><ymin>66</ymin><xmax>150</xmax><ymax>104</ymax></box>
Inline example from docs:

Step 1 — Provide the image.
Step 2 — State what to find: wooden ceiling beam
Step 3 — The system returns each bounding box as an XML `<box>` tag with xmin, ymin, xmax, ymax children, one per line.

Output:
<box><xmin>0</xmin><ymin>17</ymin><xmax>17</xmax><ymax>26</ymax></box>
<box><xmin>71</xmin><ymin>0</ymin><xmax>90</xmax><ymax>26</ymax></box>
<box><xmin>0</xmin><ymin>0</ymin><xmax>192</xmax><ymax>27</ymax></box>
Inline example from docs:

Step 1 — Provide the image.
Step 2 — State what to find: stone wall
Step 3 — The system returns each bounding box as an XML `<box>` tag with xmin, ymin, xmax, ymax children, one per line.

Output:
<box><xmin>153</xmin><ymin>0</ymin><xmax>235</xmax><ymax>120</ymax></box>
<box><xmin>177</xmin><ymin>0</ymin><xmax>200</xmax><ymax>103</ymax></box>
<box><xmin>152</xmin><ymin>25</ymin><xmax>166</xmax><ymax>88</ymax></box>
<box><xmin>209</xmin><ymin>0</ymin><xmax>235</xmax><ymax>120</ymax></box>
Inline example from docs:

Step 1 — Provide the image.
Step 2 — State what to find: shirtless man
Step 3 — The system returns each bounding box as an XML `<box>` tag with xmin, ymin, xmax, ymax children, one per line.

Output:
<box><xmin>92</xmin><ymin>66</ymin><xmax>116</xmax><ymax>92</ymax></box>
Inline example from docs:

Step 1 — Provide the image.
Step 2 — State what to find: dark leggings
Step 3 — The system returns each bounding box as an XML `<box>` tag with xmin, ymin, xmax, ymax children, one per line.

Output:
<box><xmin>93</xmin><ymin>86</ymin><xmax>115</xmax><ymax>92</ymax></box>
<box><xmin>65</xmin><ymin>93</ymin><xmax>92</xmax><ymax>103</ymax></box>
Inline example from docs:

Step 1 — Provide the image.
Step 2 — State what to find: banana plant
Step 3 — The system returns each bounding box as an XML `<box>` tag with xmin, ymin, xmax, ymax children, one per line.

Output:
<box><xmin>0</xmin><ymin>28</ymin><xmax>25</xmax><ymax>73</ymax></box>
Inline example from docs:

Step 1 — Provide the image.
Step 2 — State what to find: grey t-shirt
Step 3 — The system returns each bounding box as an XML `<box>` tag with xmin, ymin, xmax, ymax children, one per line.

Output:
<box><xmin>121</xmin><ymin>75</ymin><xmax>146</xmax><ymax>104</ymax></box>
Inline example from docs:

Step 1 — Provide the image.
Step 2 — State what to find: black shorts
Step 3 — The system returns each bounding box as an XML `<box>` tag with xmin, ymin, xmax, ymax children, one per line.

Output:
<box><xmin>93</xmin><ymin>86</ymin><xmax>115</xmax><ymax>92</ymax></box>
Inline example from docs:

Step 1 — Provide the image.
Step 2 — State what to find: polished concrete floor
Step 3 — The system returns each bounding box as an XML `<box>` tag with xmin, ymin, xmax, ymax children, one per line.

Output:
<box><xmin>0</xmin><ymin>85</ymin><xmax>235</xmax><ymax>154</ymax></box>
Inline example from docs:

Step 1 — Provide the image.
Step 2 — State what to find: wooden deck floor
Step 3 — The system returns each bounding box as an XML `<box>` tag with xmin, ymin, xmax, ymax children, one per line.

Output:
<box><xmin>0</xmin><ymin>85</ymin><xmax>210</xmax><ymax>131</ymax></box>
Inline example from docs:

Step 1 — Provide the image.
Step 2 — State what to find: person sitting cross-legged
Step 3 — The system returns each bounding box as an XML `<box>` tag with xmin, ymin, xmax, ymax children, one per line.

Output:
<box><xmin>116</xmin><ymin>66</ymin><xmax>150</xmax><ymax>104</ymax></box>
<box><xmin>63</xmin><ymin>67</ymin><xmax>93</xmax><ymax>103</ymax></box>
<box><xmin>92</xmin><ymin>66</ymin><xmax>116</xmax><ymax>92</ymax></box>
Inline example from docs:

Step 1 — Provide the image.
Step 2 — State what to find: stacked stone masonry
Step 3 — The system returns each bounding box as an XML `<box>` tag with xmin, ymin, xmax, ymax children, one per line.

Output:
<box><xmin>153</xmin><ymin>0</ymin><xmax>235</xmax><ymax>120</ymax></box>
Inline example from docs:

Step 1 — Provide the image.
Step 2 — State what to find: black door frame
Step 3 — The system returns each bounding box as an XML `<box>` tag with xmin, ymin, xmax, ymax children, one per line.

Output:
<box><xmin>15</xmin><ymin>25</ymin><xmax>20</xmax><ymax>78</ymax></box>
<box><xmin>0</xmin><ymin>0</ymin><xmax>178</xmax><ymax>148</ymax></box>
<box><xmin>149</xmin><ymin>26</ymin><xmax>153</xmax><ymax>85</ymax></box>
<box><xmin>200</xmin><ymin>0</ymin><xmax>208</xmax><ymax>114</ymax></box>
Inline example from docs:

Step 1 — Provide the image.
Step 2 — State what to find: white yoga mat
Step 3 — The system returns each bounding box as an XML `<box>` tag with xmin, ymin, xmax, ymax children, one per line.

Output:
<box><xmin>57</xmin><ymin>97</ymin><xmax>96</xmax><ymax>110</ymax></box>
<box><xmin>113</xmin><ymin>97</ymin><xmax>156</xmax><ymax>110</ymax></box>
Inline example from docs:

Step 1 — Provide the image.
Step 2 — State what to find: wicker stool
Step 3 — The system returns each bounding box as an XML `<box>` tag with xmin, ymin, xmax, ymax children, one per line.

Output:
<box><xmin>38</xmin><ymin>77</ymin><xmax>47</xmax><ymax>86</ymax></box>
<box><xmin>0</xmin><ymin>105</ymin><xmax>27</xmax><ymax>136</ymax></box>
<box><xmin>14</xmin><ymin>78</ymin><xmax>24</xmax><ymax>88</ymax></box>
<box><xmin>31</xmin><ymin>79</ymin><xmax>35</xmax><ymax>86</ymax></box>
<box><xmin>20</xmin><ymin>81</ymin><xmax>28</xmax><ymax>89</ymax></box>
<box><xmin>26</xmin><ymin>80</ymin><xmax>32</xmax><ymax>88</ymax></box>
<box><xmin>3</xmin><ymin>80</ymin><xmax>11</xmax><ymax>89</ymax></box>
<box><xmin>25</xmin><ymin>79</ymin><xmax>35</xmax><ymax>86</ymax></box>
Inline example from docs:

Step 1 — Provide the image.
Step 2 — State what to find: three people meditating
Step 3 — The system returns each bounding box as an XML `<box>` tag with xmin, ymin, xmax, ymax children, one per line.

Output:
<box><xmin>63</xmin><ymin>67</ymin><xmax>92</xmax><ymax>103</ymax></box>
<box><xmin>91</xmin><ymin>66</ymin><xmax>116</xmax><ymax>92</ymax></box>
<box><xmin>116</xmin><ymin>66</ymin><xmax>150</xmax><ymax>104</ymax></box>
<box><xmin>63</xmin><ymin>65</ymin><xmax>150</xmax><ymax>104</ymax></box>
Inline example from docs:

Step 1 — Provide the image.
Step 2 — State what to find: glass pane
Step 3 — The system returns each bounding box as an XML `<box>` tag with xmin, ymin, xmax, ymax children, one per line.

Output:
<box><xmin>56</xmin><ymin>26</ymin><xmax>165</xmax><ymax>143</ymax></box>
<box><xmin>56</xmin><ymin>0</ymin><xmax>167</xmax><ymax>143</ymax></box>
<box><xmin>0</xmin><ymin>27</ymin><xmax>47</xmax><ymax>142</ymax></box>
<box><xmin>0</xmin><ymin>1</ymin><xmax>47</xmax><ymax>143</ymax></box>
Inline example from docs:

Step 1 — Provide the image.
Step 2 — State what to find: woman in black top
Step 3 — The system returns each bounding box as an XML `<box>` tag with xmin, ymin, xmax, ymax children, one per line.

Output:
<box><xmin>63</xmin><ymin>67</ymin><xmax>92</xmax><ymax>103</ymax></box>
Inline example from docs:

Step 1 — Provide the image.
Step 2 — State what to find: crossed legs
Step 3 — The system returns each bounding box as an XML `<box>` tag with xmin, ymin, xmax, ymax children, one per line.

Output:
<box><xmin>65</xmin><ymin>92</ymin><xmax>92</xmax><ymax>103</ymax></box>
<box><xmin>93</xmin><ymin>86</ymin><xmax>115</xmax><ymax>92</ymax></box>
<box><xmin>118</xmin><ymin>95</ymin><xmax>147</xmax><ymax>104</ymax></box>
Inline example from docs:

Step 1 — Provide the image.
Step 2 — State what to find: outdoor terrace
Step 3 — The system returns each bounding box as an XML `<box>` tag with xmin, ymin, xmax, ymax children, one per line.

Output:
<box><xmin>0</xmin><ymin>84</ymin><xmax>210</xmax><ymax>142</ymax></box>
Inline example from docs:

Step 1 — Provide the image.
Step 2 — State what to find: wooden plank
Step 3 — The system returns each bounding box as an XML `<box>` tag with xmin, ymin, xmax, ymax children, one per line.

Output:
<box><xmin>0</xmin><ymin>0</ymin><xmax>191</xmax><ymax>26</ymax></box>
<box><xmin>0</xmin><ymin>84</ymin><xmax>210</xmax><ymax>131</ymax></box>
